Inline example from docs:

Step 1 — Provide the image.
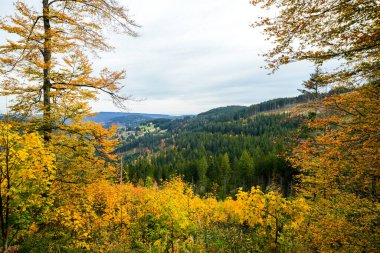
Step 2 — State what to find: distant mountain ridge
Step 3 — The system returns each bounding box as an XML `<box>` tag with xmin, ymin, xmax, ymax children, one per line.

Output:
<box><xmin>87</xmin><ymin>112</ymin><xmax>184</xmax><ymax>127</ymax></box>
<box><xmin>198</xmin><ymin>105</ymin><xmax>247</xmax><ymax>118</ymax></box>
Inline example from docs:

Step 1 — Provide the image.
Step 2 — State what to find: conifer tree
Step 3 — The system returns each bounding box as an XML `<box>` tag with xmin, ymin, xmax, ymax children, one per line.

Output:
<box><xmin>220</xmin><ymin>153</ymin><xmax>231</xmax><ymax>197</ymax></box>
<box><xmin>299</xmin><ymin>67</ymin><xmax>326</xmax><ymax>101</ymax></box>
<box><xmin>238</xmin><ymin>151</ymin><xmax>254</xmax><ymax>190</ymax></box>
<box><xmin>197</xmin><ymin>157</ymin><xmax>208</xmax><ymax>193</ymax></box>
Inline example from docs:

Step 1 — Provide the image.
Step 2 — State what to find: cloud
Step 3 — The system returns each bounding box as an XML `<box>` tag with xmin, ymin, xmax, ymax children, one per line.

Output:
<box><xmin>0</xmin><ymin>0</ymin><xmax>314</xmax><ymax>115</ymax></box>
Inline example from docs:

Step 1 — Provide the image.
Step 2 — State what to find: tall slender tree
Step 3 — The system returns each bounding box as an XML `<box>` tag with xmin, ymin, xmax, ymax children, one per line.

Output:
<box><xmin>197</xmin><ymin>157</ymin><xmax>208</xmax><ymax>193</ymax></box>
<box><xmin>0</xmin><ymin>3</ymin><xmax>138</xmax><ymax>247</ymax></box>
<box><xmin>220</xmin><ymin>153</ymin><xmax>231</xmax><ymax>198</ymax></box>
<box><xmin>238</xmin><ymin>150</ymin><xmax>254</xmax><ymax>190</ymax></box>
<box><xmin>0</xmin><ymin>0</ymin><xmax>138</xmax><ymax>141</ymax></box>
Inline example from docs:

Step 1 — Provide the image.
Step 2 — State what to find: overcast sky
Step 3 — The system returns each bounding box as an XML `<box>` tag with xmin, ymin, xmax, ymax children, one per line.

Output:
<box><xmin>0</xmin><ymin>0</ymin><xmax>315</xmax><ymax>115</ymax></box>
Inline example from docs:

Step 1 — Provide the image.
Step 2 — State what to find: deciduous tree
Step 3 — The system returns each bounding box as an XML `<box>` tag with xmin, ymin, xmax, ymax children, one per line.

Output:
<box><xmin>0</xmin><ymin>1</ymin><xmax>137</xmax><ymax>248</ymax></box>
<box><xmin>250</xmin><ymin>0</ymin><xmax>380</xmax><ymax>86</ymax></box>
<box><xmin>0</xmin><ymin>123</ymin><xmax>55</xmax><ymax>251</ymax></box>
<box><xmin>250</xmin><ymin>1</ymin><xmax>380</xmax><ymax>251</ymax></box>
<box><xmin>0</xmin><ymin>0</ymin><xmax>138</xmax><ymax>141</ymax></box>
<box><xmin>290</xmin><ymin>85</ymin><xmax>380</xmax><ymax>251</ymax></box>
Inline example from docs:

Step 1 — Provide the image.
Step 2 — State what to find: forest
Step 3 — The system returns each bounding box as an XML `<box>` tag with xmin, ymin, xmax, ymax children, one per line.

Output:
<box><xmin>0</xmin><ymin>0</ymin><xmax>378</xmax><ymax>252</ymax></box>
<box><xmin>120</xmin><ymin>97</ymin><xmax>305</xmax><ymax>197</ymax></box>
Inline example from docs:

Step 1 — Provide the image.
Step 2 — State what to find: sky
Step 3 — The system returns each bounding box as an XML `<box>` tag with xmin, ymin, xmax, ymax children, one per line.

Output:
<box><xmin>0</xmin><ymin>0</ymin><xmax>315</xmax><ymax>115</ymax></box>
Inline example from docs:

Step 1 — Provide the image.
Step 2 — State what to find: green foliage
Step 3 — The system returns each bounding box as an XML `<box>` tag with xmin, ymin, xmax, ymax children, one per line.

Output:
<box><xmin>238</xmin><ymin>150</ymin><xmax>255</xmax><ymax>190</ymax></box>
<box><xmin>124</xmin><ymin>110</ymin><xmax>301</xmax><ymax>197</ymax></box>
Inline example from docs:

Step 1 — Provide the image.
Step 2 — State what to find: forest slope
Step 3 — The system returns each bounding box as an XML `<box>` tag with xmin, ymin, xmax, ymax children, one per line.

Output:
<box><xmin>115</xmin><ymin>95</ymin><xmax>311</xmax><ymax>197</ymax></box>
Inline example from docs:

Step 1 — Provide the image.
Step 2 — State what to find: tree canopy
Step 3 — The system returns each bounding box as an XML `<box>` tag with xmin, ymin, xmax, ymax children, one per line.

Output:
<box><xmin>0</xmin><ymin>0</ymin><xmax>138</xmax><ymax>141</ymax></box>
<box><xmin>250</xmin><ymin>0</ymin><xmax>380</xmax><ymax>86</ymax></box>
<box><xmin>250</xmin><ymin>1</ymin><xmax>380</xmax><ymax>251</ymax></box>
<box><xmin>0</xmin><ymin>1</ymin><xmax>138</xmax><ymax>250</ymax></box>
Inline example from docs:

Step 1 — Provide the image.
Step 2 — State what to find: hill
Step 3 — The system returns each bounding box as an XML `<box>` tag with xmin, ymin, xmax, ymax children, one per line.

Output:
<box><xmin>115</xmin><ymin>95</ymin><xmax>310</xmax><ymax>197</ymax></box>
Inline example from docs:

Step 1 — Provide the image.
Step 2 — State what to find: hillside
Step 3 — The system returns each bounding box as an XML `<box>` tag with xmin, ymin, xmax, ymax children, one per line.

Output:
<box><xmin>114</xmin><ymin>96</ymin><xmax>308</xmax><ymax>197</ymax></box>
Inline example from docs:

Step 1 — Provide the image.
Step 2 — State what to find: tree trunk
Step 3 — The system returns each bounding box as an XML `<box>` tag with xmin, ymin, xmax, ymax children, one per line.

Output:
<box><xmin>1</xmin><ymin>135</ymin><xmax>10</xmax><ymax>252</ymax></box>
<box><xmin>42</xmin><ymin>0</ymin><xmax>52</xmax><ymax>142</ymax></box>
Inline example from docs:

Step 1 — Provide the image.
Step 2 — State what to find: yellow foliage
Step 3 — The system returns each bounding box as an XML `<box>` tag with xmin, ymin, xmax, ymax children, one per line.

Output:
<box><xmin>42</xmin><ymin>177</ymin><xmax>308</xmax><ymax>252</ymax></box>
<box><xmin>0</xmin><ymin>123</ymin><xmax>55</xmax><ymax>248</ymax></box>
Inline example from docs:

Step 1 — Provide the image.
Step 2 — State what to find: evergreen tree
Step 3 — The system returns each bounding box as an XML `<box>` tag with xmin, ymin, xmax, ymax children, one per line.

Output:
<box><xmin>238</xmin><ymin>151</ymin><xmax>255</xmax><ymax>190</ymax></box>
<box><xmin>220</xmin><ymin>153</ymin><xmax>231</xmax><ymax>198</ymax></box>
<box><xmin>197</xmin><ymin>157</ymin><xmax>208</xmax><ymax>193</ymax></box>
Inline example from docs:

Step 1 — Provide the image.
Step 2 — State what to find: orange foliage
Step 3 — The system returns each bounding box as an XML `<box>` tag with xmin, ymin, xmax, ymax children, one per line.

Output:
<box><xmin>290</xmin><ymin>85</ymin><xmax>380</xmax><ymax>252</ymax></box>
